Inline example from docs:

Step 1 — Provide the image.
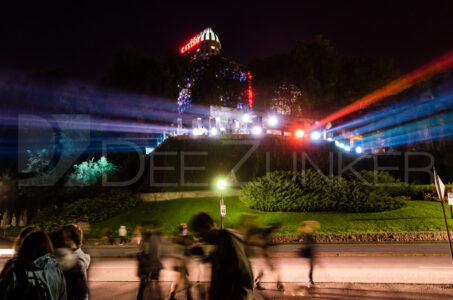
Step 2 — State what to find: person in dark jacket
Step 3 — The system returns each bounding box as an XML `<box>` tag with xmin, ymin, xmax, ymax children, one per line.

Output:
<box><xmin>189</xmin><ymin>212</ymin><xmax>254</xmax><ymax>300</ymax></box>
<box><xmin>50</xmin><ymin>229</ymin><xmax>88</xmax><ymax>300</ymax></box>
<box><xmin>299</xmin><ymin>221</ymin><xmax>319</xmax><ymax>288</ymax></box>
<box><xmin>0</xmin><ymin>231</ymin><xmax>67</xmax><ymax>300</ymax></box>
<box><xmin>136</xmin><ymin>228</ymin><xmax>164</xmax><ymax>300</ymax></box>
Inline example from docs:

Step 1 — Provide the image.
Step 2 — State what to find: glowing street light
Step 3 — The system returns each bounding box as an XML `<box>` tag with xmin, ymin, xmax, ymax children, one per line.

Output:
<box><xmin>355</xmin><ymin>146</ymin><xmax>363</xmax><ymax>154</ymax></box>
<box><xmin>216</xmin><ymin>178</ymin><xmax>228</xmax><ymax>229</ymax></box>
<box><xmin>344</xmin><ymin>145</ymin><xmax>351</xmax><ymax>152</ymax></box>
<box><xmin>217</xmin><ymin>178</ymin><xmax>227</xmax><ymax>191</ymax></box>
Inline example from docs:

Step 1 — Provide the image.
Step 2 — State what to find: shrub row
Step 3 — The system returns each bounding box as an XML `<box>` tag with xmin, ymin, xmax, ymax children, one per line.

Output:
<box><xmin>31</xmin><ymin>189</ymin><xmax>141</xmax><ymax>232</ymax></box>
<box><xmin>239</xmin><ymin>170</ymin><xmax>405</xmax><ymax>213</ymax></box>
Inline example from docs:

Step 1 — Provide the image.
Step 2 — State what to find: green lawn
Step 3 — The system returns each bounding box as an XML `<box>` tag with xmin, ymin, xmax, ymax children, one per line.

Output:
<box><xmin>87</xmin><ymin>197</ymin><xmax>453</xmax><ymax>237</ymax></box>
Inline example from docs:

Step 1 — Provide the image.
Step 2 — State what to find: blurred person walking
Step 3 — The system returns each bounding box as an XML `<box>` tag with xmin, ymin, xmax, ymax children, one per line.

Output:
<box><xmin>136</xmin><ymin>228</ymin><xmax>164</xmax><ymax>300</ymax></box>
<box><xmin>298</xmin><ymin>221</ymin><xmax>319</xmax><ymax>288</ymax></box>
<box><xmin>168</xmin><ymin>223</ymin><xmax>193</xmax><ymax>300</ymax></box>
<box><xmin>189</xmin><ymin>212</ymin><xmax>254</xmax><ymax>300</ymax></box>
<box><xmin>247</xmin><ymin>223</ymin><xmax>282</xmax><ymax>291</ymax></box>
<box><xmin>0</xmin><ymin>231</ymin><xmax>67</xmax><ymax>300</ymax></box>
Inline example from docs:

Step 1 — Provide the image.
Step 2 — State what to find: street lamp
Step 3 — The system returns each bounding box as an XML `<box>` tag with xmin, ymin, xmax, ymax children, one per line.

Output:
<box><xmin>216</xmin><ymin>178</ymin><xmax>228</xmax><ymax>229</ymax></box>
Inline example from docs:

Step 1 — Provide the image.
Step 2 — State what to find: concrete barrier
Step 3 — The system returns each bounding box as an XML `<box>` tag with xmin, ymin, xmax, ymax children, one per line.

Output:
<box><xmin>139</xmin><ymin>189</ymin><xmax>241</xmax><ymax>202</ymax></box>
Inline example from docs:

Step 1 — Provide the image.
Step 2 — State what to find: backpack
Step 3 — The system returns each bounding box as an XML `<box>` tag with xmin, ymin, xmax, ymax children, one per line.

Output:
<box><xmin>11</xmin><ymin>263</ymin><xmax>47</xmax><ymax>300</ymax></box>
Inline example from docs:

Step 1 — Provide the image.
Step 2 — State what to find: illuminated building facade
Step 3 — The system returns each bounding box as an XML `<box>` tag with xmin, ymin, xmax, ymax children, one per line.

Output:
<box><xmin>177</xmin><ymin>27</ymin><xmax>254</xmax><ymax>114</ymax></box>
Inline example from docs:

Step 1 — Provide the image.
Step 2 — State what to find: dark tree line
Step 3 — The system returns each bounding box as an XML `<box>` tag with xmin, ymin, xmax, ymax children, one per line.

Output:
<box><xmin>249</xmin><ymin>35</ymin><xmax>400</xmax><ymax>116</ymax></box>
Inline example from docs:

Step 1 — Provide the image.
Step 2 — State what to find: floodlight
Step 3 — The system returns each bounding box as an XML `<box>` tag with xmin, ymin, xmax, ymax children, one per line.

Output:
<box><xmin>242</xmin><ymin>114</ymin><xmax>251</xmax><ymax>123</ymax></box>
<box><xmin>344</xmin><ymin>146</ymin><xmax>351</xmax><ymax>151</ymax></box>
<box><xmin>252</xmin><ymin>126</ymin><xmax>262</xmax><ymax>135</ymax></box>
<box><xmin>310</xmin><ymin>131</ymin><xmax>321</xmax><ymax>140</ymax></box>
<box><xmin>210</xmin><ymin>127</ymin><xmax>218</xmax><ymax>136</ymax></box>
<box><xmin>267</xmin><ymin>116</ymin><xmax>278</xmax><ymax>127</ymax></box>
<box><xmin>295</xmin><ymin>129</ymin><xmax>305</xmax><ymax>138</ymax></box>
<box><xmin>355</xmin><ymin>146</ymin><xmax>363</xmax><ymax>154</ymax></box>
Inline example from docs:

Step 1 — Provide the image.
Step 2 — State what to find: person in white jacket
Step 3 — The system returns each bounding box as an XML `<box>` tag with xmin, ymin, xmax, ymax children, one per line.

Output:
<box><xmin>119</xmin><ymin>225</ymin><xmax>127</xmax><ymax>245</ymax></box>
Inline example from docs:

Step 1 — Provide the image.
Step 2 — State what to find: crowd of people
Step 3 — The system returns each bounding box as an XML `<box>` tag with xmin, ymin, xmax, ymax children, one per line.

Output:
<box><xmin>135</xmin><ymin>212</ymin><xmax>318</xmax><ymax>300</ymax></box>
<box><xmin>0</xmin><ymin>224</ymin><xmax>90</xmax><ymax>300</ymax></box>
<box><xmin>0</xmin><ymin>214</ymin><xmax>317</xmax><ymax>300</ymax></box>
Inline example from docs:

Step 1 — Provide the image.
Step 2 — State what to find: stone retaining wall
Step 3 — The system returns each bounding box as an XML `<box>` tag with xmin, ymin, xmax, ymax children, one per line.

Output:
<box><xmin>140</xmin><ymin>189</ymin><xmax>240</xmax><ymax>202</ymax></box>
<box><xmin>80</xmin><ymin>232</ymin><xmax>453</xmax><ymax>246</ymax></box>
<box><xmin>271</xmin><ymin>232</ymin><xmax>453</xmax><ymax>244</ymax></box>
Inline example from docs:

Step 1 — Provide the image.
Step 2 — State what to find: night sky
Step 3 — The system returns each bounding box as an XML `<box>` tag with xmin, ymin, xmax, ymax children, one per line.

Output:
<box><xmin>1</xmin><ymin>1</ymin><xmax>452</xmax><ymax>83</ymax></box>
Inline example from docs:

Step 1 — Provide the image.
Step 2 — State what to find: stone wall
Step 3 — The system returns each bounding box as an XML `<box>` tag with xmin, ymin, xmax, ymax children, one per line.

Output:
<box><xmin>140</xmin><ymin>189</ymin><xmax>240</xmax><ymax>202</ymax></box>
<box><xmin>271</xmin><ymin>232</ymin><xmax>453</xmax><ymax>244</ymax></box>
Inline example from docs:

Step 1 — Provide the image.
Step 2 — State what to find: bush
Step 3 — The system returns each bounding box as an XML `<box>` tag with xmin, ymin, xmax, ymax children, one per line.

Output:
<box><xmin>31</xmin><ymin>189</ymin><xmax>141</xmax><ymax>232</ymax></box>
<box><xmin>358</xmin><ymin>170</ymin><xmax>417</xmax><ymax>198</ymax></box>
<box><xmin>239</xmin><ymin>170</ymin><xmax>405</xmax><ymax>213</ymax></box>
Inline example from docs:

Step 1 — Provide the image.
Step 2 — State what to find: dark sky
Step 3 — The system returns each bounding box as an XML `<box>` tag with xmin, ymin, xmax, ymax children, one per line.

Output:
<box><xmin>1</xmin><ymin>0</ymin><xmax>453</xmax><ymax>83</ymax></box>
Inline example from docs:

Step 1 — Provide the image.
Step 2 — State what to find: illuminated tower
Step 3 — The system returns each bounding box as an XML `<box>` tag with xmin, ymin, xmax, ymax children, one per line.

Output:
<box><xmin>180</xmin><ymin>27</ymin><xmax>221</xmax><ymax>59</ymax></box>
<box><xmin>177</xmin><ymin>27</ymin><xmax>253</xmax><ymax>114</ymax></box>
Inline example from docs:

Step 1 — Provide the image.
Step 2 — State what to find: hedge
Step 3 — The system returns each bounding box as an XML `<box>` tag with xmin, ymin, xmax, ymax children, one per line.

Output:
<box><xmin>31</xmin><ymin>189</ymin><xmax>141</xmax><ymax>232</ymax></box>
<box><xmin>239</xmin><ymin>170</ymin><xmax>405</xmax><ymax>213</ymax></box>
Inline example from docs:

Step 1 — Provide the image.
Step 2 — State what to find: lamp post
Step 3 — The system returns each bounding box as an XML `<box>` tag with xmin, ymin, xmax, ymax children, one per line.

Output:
<box><xmin>216</xmin><ymin>178</ymin><xmax>228</xmax><ymax>229</ymax></box>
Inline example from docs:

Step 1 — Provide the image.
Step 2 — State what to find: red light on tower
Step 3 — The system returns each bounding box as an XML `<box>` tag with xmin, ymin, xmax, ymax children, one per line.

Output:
<box><xmin>247</xmin><ymin>72</ymin><xmax>253</xmax><ymax>109</ymax></box>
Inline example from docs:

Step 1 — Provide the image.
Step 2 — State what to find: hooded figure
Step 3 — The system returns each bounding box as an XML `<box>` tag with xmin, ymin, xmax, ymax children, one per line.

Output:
<box><xmin>189</xmin><ymin>212</ymin><xmax>254</xmax><ymax>300</ymax></box>
<box><xmin>0</xmin><ymin>231</ymin><xmax>67</xmax><ymax>300</ymax></box>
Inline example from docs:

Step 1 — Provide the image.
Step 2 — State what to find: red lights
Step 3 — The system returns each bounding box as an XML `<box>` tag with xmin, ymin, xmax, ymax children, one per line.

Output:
<box><xmin>247</xmin><ymin>72</ymin><xmax>253</xmax><ymax>108</ymax></box>
<box><xmin>180</xmin><ymin>34</ymin><xmax>201</xmax><ymax>54</ymax></box>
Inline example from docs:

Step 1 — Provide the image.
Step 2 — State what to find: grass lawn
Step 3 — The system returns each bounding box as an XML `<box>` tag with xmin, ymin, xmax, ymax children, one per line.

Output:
<box><xmin>87</xmin><ymin>197</ymin><xmax>453</xmax><ymax>237</ymax></box>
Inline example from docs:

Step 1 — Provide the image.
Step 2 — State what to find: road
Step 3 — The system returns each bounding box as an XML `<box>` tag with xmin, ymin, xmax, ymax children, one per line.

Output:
<box><xmin>81</xmin><ymin>241</ymin><xmax>453</xmax><ymax>258</ymax></box>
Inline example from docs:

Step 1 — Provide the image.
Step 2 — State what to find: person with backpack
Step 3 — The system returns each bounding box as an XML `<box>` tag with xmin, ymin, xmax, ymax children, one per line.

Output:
<box><xmin>0</xmin><ymin>226</ymin><xmax>40</xmax><ymax>283</ymax></box>
<box><xmin>0</xmin><ymin>231</ymin><xmax>67</xmax><ymax>300</ymax></box>
<box><xmin>189</xmin><ymin>212</ymin><xmax>254</xmax><ymax>300</ymax></box>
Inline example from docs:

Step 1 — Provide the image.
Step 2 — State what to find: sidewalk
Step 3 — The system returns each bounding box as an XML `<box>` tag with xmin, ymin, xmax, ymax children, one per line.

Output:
<box><xmin>89</xmin><ymin>282</ymin><xmax>453</xmax><ymax>300</ymax></box>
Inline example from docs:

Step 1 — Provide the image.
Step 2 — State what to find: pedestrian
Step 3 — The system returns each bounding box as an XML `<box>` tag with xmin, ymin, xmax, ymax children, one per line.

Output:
<box><xmin>132</xmin><ymin>225</ymin><xmax>143</xmax><ymax>245</ymax></box>
<box><xmin>298</xmin><ymin>221</ymin><xmax>320</xmax><ymax>288</ymax></box>
<box><xmin>189</xmin><ymin>212</ymin><xmax>254</xmax><ymax>300</ymax></box>
<box><xmin>0</xmin><ymin>226</ymin><xmax>40</xmax><ymax>282</ymax></box>
<box><xmin>0</xmin><ymin>231</ymin><xmax>67</xmax><ymax>299</ymax></box>
<box><xmin>136</xmin><ymin>228</ymin><xmax>163</xmax><ymax>300</ymax></box>
<box><xmin>168</xmin><ymin>223</ymin><xmax>193</xmax><ymax>300</ymax></box>
<box><xmin>247</xmin><ymin>223</ymin><xmax>282</xmax><ymax>291</ymax></box>
<box><xmin>61</xmin><ymin>224</ymin><xmax>91</xmax><ymax>293</ymax></box>
<box><xmin>50</xmin><ymin>227</ymin><xmax>89</xmax><ymax>300</ymax></box>
<box><xmin>119</xmin><ymin>225</ymin><xmax>127</xmax><ymax>245</ymax></box>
